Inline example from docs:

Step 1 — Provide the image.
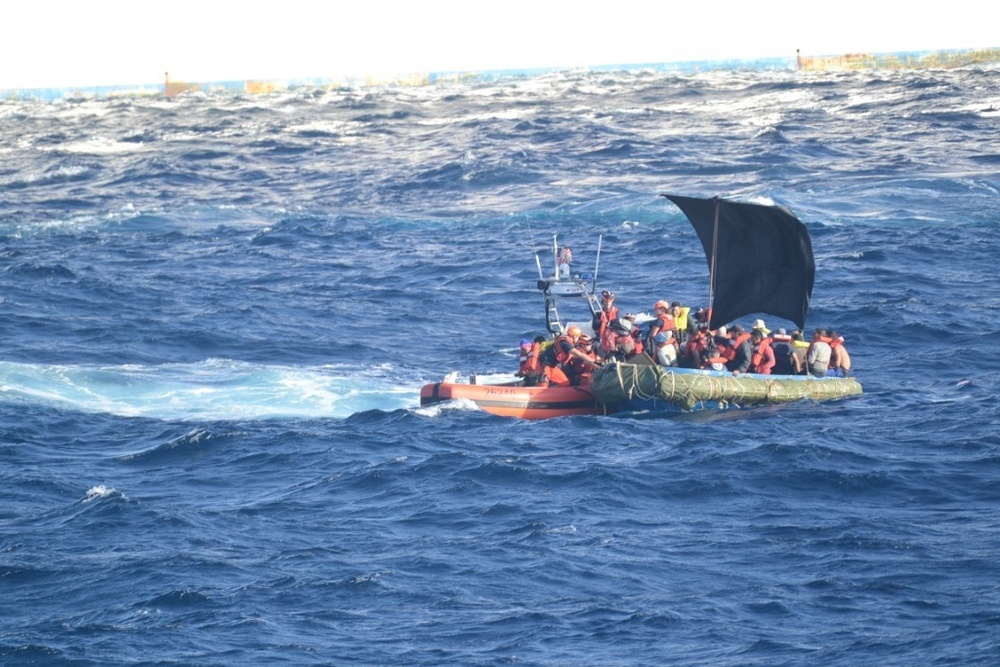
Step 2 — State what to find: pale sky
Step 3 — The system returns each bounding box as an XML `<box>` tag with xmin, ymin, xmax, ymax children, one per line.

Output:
<box><xmin>3</xmin><ymin>1</ymin><xmax>996</xmax><ymax>89</ymax></box>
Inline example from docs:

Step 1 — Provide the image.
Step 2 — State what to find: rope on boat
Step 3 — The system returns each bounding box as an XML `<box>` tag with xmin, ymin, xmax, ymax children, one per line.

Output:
<box><xmin>591</xmin><ymin>362</ymin><xmax>863</xmax><ymax>409</ymax></box>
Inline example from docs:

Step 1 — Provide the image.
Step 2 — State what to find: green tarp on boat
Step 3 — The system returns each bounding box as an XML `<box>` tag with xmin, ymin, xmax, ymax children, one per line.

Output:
<box><xmin>590</xmin><ymin>363</ymin><xmax>862</xmax><ymax>411</ymax></box>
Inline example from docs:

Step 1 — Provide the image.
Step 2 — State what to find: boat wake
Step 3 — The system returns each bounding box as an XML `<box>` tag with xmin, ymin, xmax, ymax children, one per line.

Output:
<box><xmin>0</xmin><ymin>358</ymin><xmax>420</xmax><ymax>421</ymax></box>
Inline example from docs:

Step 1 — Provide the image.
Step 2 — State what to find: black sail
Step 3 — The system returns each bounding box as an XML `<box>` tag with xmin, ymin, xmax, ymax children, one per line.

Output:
<box><xmin>662</xmin><ymin>194</ymin><xmax>815</xmax><ymax>330</ymax></box>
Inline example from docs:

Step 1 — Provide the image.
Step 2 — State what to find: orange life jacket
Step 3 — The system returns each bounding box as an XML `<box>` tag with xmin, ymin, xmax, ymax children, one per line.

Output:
<box><xmin>807</xmin><ymin>334</ymin><xmax>834</xmax><ymax>361</ymax></box>
<box><xmin>828</xmin><ymin>337</ymin><xmax>850</xmax><ymax>370</ymax></box>
<box><xmin>631</xmin><ymin>328</ymin><xmax>645</xmax><ymax>355</ymax></box>
<box><xmin>683</xmin><ymin>337</ymin><xmax>707</xmax><ymax>367</ymax></box>
<box><xmin>564</xmin><ymin>348</ymin><xmax>598</xmax><ymax>385</ymax></box>
<box><xmin>720</xmin><ymin>331</ymin><xmax>749</xmax><ymax>361</ymax></box>
<box><xmin>703</xmin><ymin>353</ymin><xmax>728</xmax><ymax>370</ymax></box>
<box><xmin>750</xmin><ymin>338</ymin><xmax>775</xmax><ymax>374</ymax></box>
<box><xmin>519</xmin><ymin>342</ymin><xmax>541</xmax><ymax>376</ymax></box>
<box><xmin>543</xmin><ymin>364</ymin><xmax>571</xmax><ymax>387</ymax></box>
<box><xmin>648</xmin><ymin>313</ymin><xmax>675</xmax><ymax>343</ymax></box>
<box><xmin>553</xmin><ymin>335</ymin><xmax>576</xmax><ymax>365</ymax></box>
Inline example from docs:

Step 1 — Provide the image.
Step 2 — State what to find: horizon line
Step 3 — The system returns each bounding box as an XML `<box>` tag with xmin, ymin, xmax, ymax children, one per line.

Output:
<box><xmin>3</xmin><ymin>46</ymin><xmax>997</xmax><ymax>102</ymax></box>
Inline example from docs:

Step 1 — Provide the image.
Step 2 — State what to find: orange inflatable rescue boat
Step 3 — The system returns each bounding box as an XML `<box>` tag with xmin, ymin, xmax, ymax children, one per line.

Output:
<box><xmin>420</xmin><ymin>377</ymin><xmax>605</xmax><ymax>420</ymax></box>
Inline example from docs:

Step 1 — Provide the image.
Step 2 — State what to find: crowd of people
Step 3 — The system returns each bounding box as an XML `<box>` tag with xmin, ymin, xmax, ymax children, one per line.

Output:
<box><xmin>516</xmin><ymin>289</ymin><xmax>852</xmax><ymax>387</ymax></box>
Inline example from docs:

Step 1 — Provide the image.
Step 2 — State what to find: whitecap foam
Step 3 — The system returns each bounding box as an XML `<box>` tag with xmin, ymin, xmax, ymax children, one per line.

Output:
<box><xmin>82</xmin><ymin>485</ymin><xmax>117</xmax><ymax>502</ymax></box>
<box><xmin>0</xmin><ymin>359</ymin><xmax>422</xmax><ymax>421</ymax></box>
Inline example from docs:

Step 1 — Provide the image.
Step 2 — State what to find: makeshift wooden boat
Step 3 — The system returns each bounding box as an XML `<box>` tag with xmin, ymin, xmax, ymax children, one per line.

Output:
<box><xmin>419</xmin><ymin>194</ymin><xmax>862</xmax><ymax>418</ymax></box>
<box><xmin>590</xmin><ymin>364</ymin><xmax>861</xmax><ymax>413</ymax></box>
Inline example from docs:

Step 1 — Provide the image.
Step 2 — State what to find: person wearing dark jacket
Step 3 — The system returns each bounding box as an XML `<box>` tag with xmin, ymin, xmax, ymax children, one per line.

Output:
<box><xmin>726</xmin><ymin>327</ymin><xmax>753</xmax><ymax>375</ymax></box>
<box><xmin>770</xmin><ymin>328</ymin><xmax>795</xmax><ymax>375</ymax></box>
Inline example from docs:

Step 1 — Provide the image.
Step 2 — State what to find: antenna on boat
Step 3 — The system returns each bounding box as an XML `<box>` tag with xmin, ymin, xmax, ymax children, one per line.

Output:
<box><xmin>519</xmin><ymin>215</ymin><xmax>548</xmax><ymax>282</ymax></box>
<box><xmin>591</xmin><ymin>234</ymin><xmax>603</xmax><ymax>294</ymax></box>
<box><xmin>552</xmin><ymin>235</ymin><xmax>560</xmax><ymax>278</ymax></box>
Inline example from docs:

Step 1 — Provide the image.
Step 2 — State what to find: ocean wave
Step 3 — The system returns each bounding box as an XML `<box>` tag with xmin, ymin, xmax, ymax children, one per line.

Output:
<box><xmin>3</xmin><ymin>65</ymin><xmax>1000</xmax><ymax>665</ymax></box>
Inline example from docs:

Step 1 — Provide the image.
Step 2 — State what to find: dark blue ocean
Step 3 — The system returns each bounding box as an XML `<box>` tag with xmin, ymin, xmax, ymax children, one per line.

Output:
<box><xmin>2</xmin><ymin>66</ymin><xmax>999</xmax><ymax>665</ymax></box>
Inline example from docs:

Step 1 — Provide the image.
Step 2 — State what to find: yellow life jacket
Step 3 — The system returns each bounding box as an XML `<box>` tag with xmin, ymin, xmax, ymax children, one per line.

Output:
<box><xmin>675</xmin><ymin>306</ymin><xmax>690</xmax><ymax>333</ymax></box>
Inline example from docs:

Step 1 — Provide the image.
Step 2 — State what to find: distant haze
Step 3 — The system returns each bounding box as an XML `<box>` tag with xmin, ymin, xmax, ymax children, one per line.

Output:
<box><xmin>4</xmin><ymin>1</ymin><xmax>996</xmax><ymax>89</ymax></box>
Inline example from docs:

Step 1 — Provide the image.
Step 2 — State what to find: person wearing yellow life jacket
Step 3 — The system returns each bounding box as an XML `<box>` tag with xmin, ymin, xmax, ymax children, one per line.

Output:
<box><xmin>789</xmin><ymin>330</ymin><xmax>809</xmax><ymax>374</ymax></box>
<box><xmin>670</xmin><ymin>301</ymin><xmax>693</xmax><ymax>344</ymax></box>
<box><xmin>748</xmin><ymin>328</ymin><xmax>775</xmax><ymax>374</ymax></box>
<box><xmin>646</xmin><ymin>300</ymin><xmax>676</xmax><ymax>351</ymax></box>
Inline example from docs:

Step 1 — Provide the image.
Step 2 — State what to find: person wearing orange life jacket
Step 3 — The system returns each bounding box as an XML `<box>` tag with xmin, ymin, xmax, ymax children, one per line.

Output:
<box><xmin>748</xmin><ymin>328</ymin><xmax>776</xmax><ymax>374</ymax></box>
<box><xmin>681</xmin><ymin>325</ymin><xmax>709</xmax><ymax>368</ymax></box>
<box><xmin>623</xmin><ymin>315</ymin><xmax>646</xmax><ymax>357</ymax></box>
<box><xmin>711</xmin><ymin>325</ymin><xmax>732</xmax><ymax>360</ymax></box>
<box><xmin>702</xmin><ymin>335</ymin><xmax>730</xmax><ymax>371</ymax></box>
<box><xmin>534</xmin><ymin>328</ymin><xmax>580</xmax><ymax>387</ymax></box>
<box><xmin>827</xmin><ymin>330</ymin><xmax>852</xmax><ymax>377</ymax></box>
<box><xmin>549</xmin><ymin>324</ymin><xmax>600</xmax><ymax>377</ymax></box>
<box><xmin>563</xmin><ymin>334</ymin><xmax>601</xmax><ymax>386</ymax></box>
<box><xmin>646</xmin><ymin>300</ymin><xmax>676</xmax><ymax>351</ymax></box>
<box><xmin>604</xmin><ymin>317</ymin><xmax>639</xmax><ymax>362</ymax></box>
<box><xmin>551</xmin><ymin>325</ymin><xmax>583</xmax><ymax>365</ymax></box>
<box><xmin>806</xmin><ymin>328</ymin><xmax>834</xmax><ymax>377</ymax></box>
<box><xmin>593</xmin><ymin>290</ymin><xmax>620</xmax><ymax>354</ymax></box>
<box><xmin>517</xmin><ymin>336</ymin><xmax>547</xmax><ymax>386</ymax></box>
<box><xmin>726</xmin><ymin>325</ymin><xmax>753</xmax><ymax>374</ymax></box>
<box><xmin>517</xmin><ymin>339</ymin><xmax>533</xmax><ymax>374</ymax></box>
